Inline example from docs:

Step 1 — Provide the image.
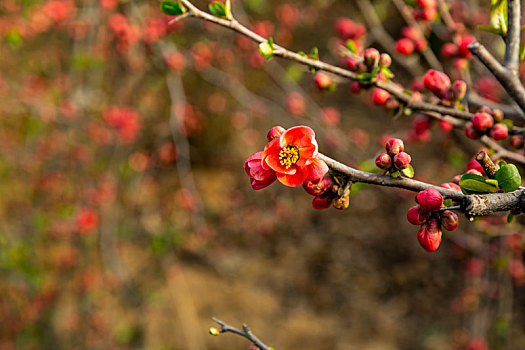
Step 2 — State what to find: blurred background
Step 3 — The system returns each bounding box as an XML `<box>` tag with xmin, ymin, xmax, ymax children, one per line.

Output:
<box><xmin>1</xmin><ymin>0</ymin><xmax>524</xmax><ymax>349</ymax></box>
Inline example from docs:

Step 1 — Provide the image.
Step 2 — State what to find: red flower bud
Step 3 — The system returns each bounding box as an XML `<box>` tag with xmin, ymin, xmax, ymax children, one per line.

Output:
<box><xmin>417</xmin><ymin>217</ymin><xmax>442</xmax><ymax>252</ymax></box>
<box><xmin>375</xmin><ymin>152</ymin><xmax>392</xmax><ymax>169</ymax></box>
<box><xmin>441</xmin><ymin>182</ymin><xmax>461</xmax><ymax>191</ymax></box>
<box><xmin>510</xmin><ymin>134</ymin><xmax>524</xmax><ymax>149</ymax></box>
<box><xmin>364</xmin><ymin>48</ymin><xmax>380</xmax><ymax>68</ymax></box>
<box><xmin>385</xmin><ymin>138</ymin><xmax>404</xmax><ymax>156</ymax></box>
<box><xmin>415</xmin><ymin>7</ymin><xmax>437</xmax><ymax>21</ymax></box>
<box><xmin>393</xmin><ymin>151</ymin><xmax>411</xmax><ymax>169</ymax></box>
<box><xmin>467</xmin><ymin>156</ymin><xmax>485</xmax><ymax>173</ymax></box>
<box><xmin>401</xmin><ymin>26</ymin><xmax>421</xmax><ymax>41</ymax></box>
<box><xmin>395</xmin><ymin>38</ymin><xmax>415</xmax><ymax>55</ymax></box>
<box><xmin>450</xmin><ymin>80</ymin><xmax>467</xmax><ymax>100</ymax></box>
<box><xmin>414</xmin><ymin>38</ymin><xmax>428</xmax><ymax>52</ymax></box>
<box><xmin>441</xmin><ymin>210</ymin><xmax>459</xmax><ymax>231</ymax></box>
<box><xmin>385</xmin><ymin>97</ymin><xmax>400</xmax><ymax>110</ymax></box>
<box><xmin>416</xmin><ymin>188</ymin><xmax>443</xmax><ymax>212</ymax></box>
<box><xmin>343</xmin><ymin>56</ymin><xmax>360</xmax><ymax>71</ymax></box>
<box><xmin>423</xmin><ymin>69</ymin><xmax>451</xmax><ymax>99</ymax></box>
<box><xmin>303</xmin><ymin>174</ymin><xmax>333</xmax><ymax>196</ymax></box>
<box><xmin>465</xmin><ymin>123</ymin><xmax>482</xmax><ymax>139</ymax></box>
<box><xmin>312</xmin><ymin>193</ymin><xmax>335</xmax><ymax>209</ymax></box>
<box><xmin>441</xmin><ymin>43</ymin><xmax>457</xmax><ymax>59</ymax></box>
<box><xmin>438</xmin><ymin>120</ymin><xmax>454</xmax><ymax>132</ymax></box>
<box><xmin>335</xmin><ymin>18</ymin><xmax>366</xmax><ymax>39</ymax></box>
<box><xmin>350</xmin><ymin>80</ymin><xmax>362</xmax><ymax>94</ymax></box>
<box><xmin>267</xmin><ymin>126</ymin><xmax>286</xmax><ymax>141</ymax></box>
<box><xmin>457</xmin><ymin>35</ymin><xmax>475</xmax><ymax>58</ymax></box>
<box><xmin>417</xmin><ymin>0</ymin><xmax>436</xmax><ymax>8</ymax></box>
<box><xmin>466</xmin><ymin>169</ymin><xmax>483</xmax><ymax>176</ymax></box>
<box><xmin>380</xmin><ymin>53</ymin><xmax>392</xmax><ymax>67</ymax></box>
<box><xmin>492</xmin><ymin>108</ymin><xmax>504</xmax><ymax>121</ymax></box>
<box><xmin>371</xmin><ymin>88</ymin><xmax>390</xmax><ymax>105</ymax></box>
<box><xmin>314</xmin><ymin>72</ymin><xmax>332</xmax><ymax>90</ymax></box>
<box><xmin>244</xmin><ymin>151</ymin><xmax>277</xmax><ymax>190</ymax></box>
<box><xmin>472</xmin><ymin>112</ymin><xmax>494</xmax><ymax>132</ymax></box>
<box><xmin>407</xmin><ymin>205</ymin><xmax>430</xmax><ymax>225</ymax></box>
<box><xmin>489</xmin><ymin>123</ymin><xmax>508</xmax><ymax>141</ymax></box>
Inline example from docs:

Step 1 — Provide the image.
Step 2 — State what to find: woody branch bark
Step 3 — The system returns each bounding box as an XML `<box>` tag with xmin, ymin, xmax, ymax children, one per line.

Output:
<box><xmin>505</xmin><ymin>0</ymin><xmax>521</xmax><ymax>72</ymax></box>
<box><xmin>318</xmin><ymin>153</ymin><xmax>525</xmax><ymax>216</ymax></box>
<box><xmin>469</xmin><ymin>41</ymin><xmax>525</xmax><ymax>114</ymax></box>
<box><xmin>211</xmin><ymin>318</ymin><xmax>272</xmax><ymax>350</ymax></box>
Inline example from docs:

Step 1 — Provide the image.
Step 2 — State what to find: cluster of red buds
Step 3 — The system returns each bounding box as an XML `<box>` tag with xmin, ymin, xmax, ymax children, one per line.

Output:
<box><xmin>423</xmin><ymin>69</ymin><xmax>467</xmax><ymax>103</ymax></box>
<box><xmin>335</xmin><ymin>18</ymin><xmax>366</xmax><ymax>48</ymax></box>
<box><xmin>395</xmin><ymin>27</ymin><xmax>427</xmax><ymax>55</ymax></box>
<box><xmin>465</xmin><ymin>107</ymin><xmax>508</xmax><ymax>141</ymax></box>
<box><xmin>303</xmin><ymin>174</ymin><xmax>350</xmax><ymax>210</ymax></box>
<box><xmin>344</xmin><ymin>48</ymin><xmax>392</xmax><ymax>92</ymax></box>
<box><xmin>413</xmin><ymin>0</ymin><xmax>438</xmax><ymax>21</ymax></box>
<box><xmin>441</xmin><ymin>35</ymin><xmax>476</xmax><ymax>69</ymax></box>
<box><xmin>375</xmin><ymin>138</ymin><xmax>412</xmax><ymax>175</ymax></box>
<box><xmin>405</xmin><ymin>114</ymin><xmax>454</xmax><ymax>143</ymax></box>
<box><xmin>407</xmin><ymin>188</ymin><xmax>459</xmax><ymax>252</ymax></box>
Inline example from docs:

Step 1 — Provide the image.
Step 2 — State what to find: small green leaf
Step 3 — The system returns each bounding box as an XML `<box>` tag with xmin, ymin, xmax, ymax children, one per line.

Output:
<box><xmin>380</xmin><ymin>66</ymin><xmax>394</xmax><ymax>80</ymax></box>
<box><xmin>259</xmin><ymin>38</ymin><xmax>274</xmax><ymax>58</ymax></box>
<box><xmin>459</xmin><ymin>173</ymin><xmax>500</xmax><ymax>194</ymax></box>
<box><xmin>225</xmin><ymin>0</ymin><xmax>232</xmax><ymax>19</ymax></box>
<box><xmin>520</xmin><ymin>43</ymin><xmax>525</xmax><ymax>60</ymax></box>
<box><xmin>401</xmin><ymin>164</ymin><xmax>414</xmax><ymax>178</ymax></box>
<box><xmin>390</xmin><ymin>170</ymin><xmax>400</xmax><ymax>178</ymax></box>
<box><xmin>478</xmin><ymin>25</ymin><xmax>504</xmax><ymax>35</ymax></box>
<box><xmin>444</xmin><ymin>199</ymin><xmax>453</xmax><ymax>207</ymax></box>
<box><xmin>486</xmin><ymin>179</ymin><xmax>499</xmax><ymax>187</ymax></box>
<box><xmin>489</xmin><ymin>0</ymin><xmax>508</xmax><ymax>36</ymax></box>
<box><xmin>500</xmin><ymin>119</ymin><xmax>513</xmax><ymax>130</ymax></box>
<box><xmin>209</xmin><ymin>1</ymin><xmax>227</xmax><ymax>17</ymax></box>
<box><xmin>346</xmin><ymin>40</ymin><xmax>357</xmax><ymax>54</ymax></box>
<box><xmin>507</xmin><ymin>213</ymin><xmax>515</xmax><ymax>223</ymax></box>
<box><xmin>160</xmin><ymin>0</ymin><xmax>185</xmax><ymax>16</ymax></box>
<box><xmin>495</xmin><ymin>164</ymin><xmax>521</xmax><ymax>192</ymax></box>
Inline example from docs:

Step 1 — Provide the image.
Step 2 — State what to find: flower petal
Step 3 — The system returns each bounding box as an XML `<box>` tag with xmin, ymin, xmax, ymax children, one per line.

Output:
<box><xmin>276</xmin><ymin>166</ymin><xmax>308</xmax><ymax>187</ymax></box>
<box><xmin>244</xmin><ymin>151</ymin><xmax>264</xmax><ymax>176</ymax></box>
<box><xmin>263</xmin><ymin>138</ymin><xmax>296</xmax><ymax>175</ymax></box>
<box><xmin>307</xmin><ymin>158</ymin><xmax>329</xmax><ymax>182</ymax></box>
<box><xmin>279</xmin><ymin>126</ymin><xmax>316</xmax><ymax>148</ymax></box>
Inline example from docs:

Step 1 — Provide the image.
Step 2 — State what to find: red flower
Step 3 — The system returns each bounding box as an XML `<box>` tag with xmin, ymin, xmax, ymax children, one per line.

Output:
<box><xmin>244</xmin><ymin>151</ymin><xmax>277</xmax><ymax>190</ymax></box>
<box><xmin>262</xmin><ymin>126</ymin><xmax>327</xmax><ymax>187</ymax></box>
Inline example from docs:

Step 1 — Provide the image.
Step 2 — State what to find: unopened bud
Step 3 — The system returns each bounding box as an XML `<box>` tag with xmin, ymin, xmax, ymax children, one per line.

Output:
<box><xmin>209</xmin><ymin>328</ymin><xmax>220</xmax><ymax>336</ymax></box>
<box><xmin>375</xmin><ymin>152</ymin><xmax>392</xmax><ymax>170</ymax></box>
<box><xmin>407</xmin><ymin>206</ymin><xmax>429</xmax><ymax>225</ymax></box>
<box><xmin>416</xmin><ymin>188</ymin><xmax>443</xmax><ymax>212</ymax></box>
<box><xmin>385</xmin><ymin>138</ymin><xmax>404</xmax><ymax>156</ymax></box>
<box><xmin>380</xmin><ymin>53</ymin><xmax>392</xmax><ymax>67</ymax></box>
<box><xmin>490</xmin><ymin>123</ymin><xmax>508</xmax><ymax>141</ymax></box>
<box><xmin>441</xmin><ymin>210</ymin><xmax>459</xmax><ymax>231</ymax></box>
<box><xmin>267</xmin><ymin>126</ymin><xmax>286</xmax><ymax>141</ymax></box>
<box><xmin>393</xmin><ymin>152</ymin><xmax>411</xmax><ymax>170</ymax></box>
<box><xmin>450</xmin><ymin>80</ymin><xmax>467</xmax><ymax>100</ymax></box>
<box><xmin>364</xmin><ymin>48</ymin><xmax>380</xmax><ymax>68</ymax></box>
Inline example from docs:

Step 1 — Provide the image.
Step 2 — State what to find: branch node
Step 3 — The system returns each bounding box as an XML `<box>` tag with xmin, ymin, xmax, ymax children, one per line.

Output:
<box><xmin>475</xmin><ymin>151</ymin><xmax>498</xmax><ymax>178</ymax></box>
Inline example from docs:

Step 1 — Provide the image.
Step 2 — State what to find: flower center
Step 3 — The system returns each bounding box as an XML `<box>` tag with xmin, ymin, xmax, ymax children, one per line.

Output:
<box><xmin>279</xmin><ymin>145</ymin><xmax>300</xmax><ymax>169</ymax></box>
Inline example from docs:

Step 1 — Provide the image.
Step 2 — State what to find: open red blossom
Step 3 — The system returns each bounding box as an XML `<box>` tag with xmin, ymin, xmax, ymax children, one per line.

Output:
<box><xmin>244</xmin><ymin>151</ymin><xmax>277</xmax><ymax>190</ymax></box>
<box><xmin>262</xmin><ymin>126</ymin><xmax>327</xmax><ymax>187</ymax></box>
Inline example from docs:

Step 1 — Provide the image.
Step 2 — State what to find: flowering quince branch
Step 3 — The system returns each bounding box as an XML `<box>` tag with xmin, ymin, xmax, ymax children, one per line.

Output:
<box><xmin>505</xmin><ymin>0</ymin><xmax>521</xmax><ymax>72</ymax></box>
<box><xmin>209</xmin><ymin>318</ymin><xmax>272</xmax><ymax>350</ymax></box>
<box><xmin>166</xmin><ymin>0</ymin><xmax>482</xmax><ymax>123</ymax></box>
<box><xmin>162</xmin><ymin>0</ymin><xmax>525</xmax><ymax>166</ymax></box>
<box><xmin>468</xmin><ymin>41</ymin><xmax>525</xmax><ymax>115</ymax></box>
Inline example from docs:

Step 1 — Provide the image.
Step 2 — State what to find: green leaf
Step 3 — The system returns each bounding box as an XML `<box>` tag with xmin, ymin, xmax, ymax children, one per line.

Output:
<box><xmin>160</xmin><ymin>0</ymin><xmax>185</xmax><ymax>16</ymax></box>
<box><xmin>507</xmin><ymin>213</ymin><xmax>515</xmax><ymax>223</ymax></box>
<box><xmin>486</xmin><ymin>179</ymin><xmax>499</xmax><ymax>187</ymax></box>
<box><xmin>390</xmin><ymin>170</ymin><xmax>400</xmax><ymax>178</ymax></box>
<box><xmin>459</xmin><ymin>173</ymin><xmax>500</xmax><ymax>194</ymax></box>
<box><xmin>478</xmin><ymin>25</ymin><xmax>504</xmax><ymax>35</ymax></box>
<box><xmin>209</xmin><ymin>1</ymin><xmax>227</xmax><ymax>17</ymax></box>
<box><xmin>489</xmin><ymin>0</ymin><xmax>508</xmax><ymax>36</ymax></box>
<box><xmin>500</xmin><ymin>119</ymin><xmax>513</xmax><ymax>130</ymax></box>
<box><xmin>346</xmin><ymin>40</ymin><xmax>357</xmax><ymax>54</ymax></box>
<box><xmin>444</xmin><ymin>199</ymin><xmax>453</xmax><ymax>207</ymax></box>
<box><xmin>380</xmin><ymin>66</ymin><xmax>394</xmax><ymax>80</ymax></box>
<box><xmin>401</xmin><ymin>164</ymin><xmax>414</xmax><ymax>178</ymax></box>
<box><xmin>258</xmin><ymin>38</ymin><xmax>274</xmax><ymax>58</ymax></box>
<box><xmin>225</xmin><ymin>0</ymin><xmax>232</xmax><ymax>19</ymax></box>
<box><xmin>520</xmin><ymin>43</ymin><xmax>525</xmax><ymax>60</ymax></box>
<box><xmin>495</xmin><ymin>164</ymin><xmax>521</xmax><ymax>192</ymax></box>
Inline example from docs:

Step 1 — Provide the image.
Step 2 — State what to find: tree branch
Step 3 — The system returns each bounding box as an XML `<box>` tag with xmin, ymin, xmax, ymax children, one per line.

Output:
<box><xmin>469</xmin><ymin>41</ymin><xmax>525</xmax><ymax>114</ymax></box>
<box><xmin>318</xmin><ymin>153</ymin><xmax>525</xmax><ymax>216</ymax></box>
<box><xmin>211</xmin><ymin>318</ymin><xmax>272</xmax><ymax>350</ymax></box>
<box><xmin>505</xmin><ymin>0</ymin><xmax>521</xmax><ymax>72</ymax></box>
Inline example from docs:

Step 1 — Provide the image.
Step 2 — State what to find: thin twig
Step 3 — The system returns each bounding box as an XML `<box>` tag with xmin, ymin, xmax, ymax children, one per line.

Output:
<box><xmin>212</xmin><ymin>318</ymin><xmax>272</xmax><ymax>350</ymax></box>
<box><xmin>469</xmin><ymin>41</ymin><xmax>525</xmax><ymax>114</ymax></box>
<box><xmin>505</xmin><ymin>0</ymin><xmax>521</xmax><ymax>72</ymax></box>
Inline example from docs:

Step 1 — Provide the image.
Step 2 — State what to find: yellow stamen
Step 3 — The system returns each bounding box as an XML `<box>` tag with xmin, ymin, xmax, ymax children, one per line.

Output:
<box><xmin>278</xmin><ymin>145</ymin><xmax>300</xmax><ymax>169</ymax></box>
